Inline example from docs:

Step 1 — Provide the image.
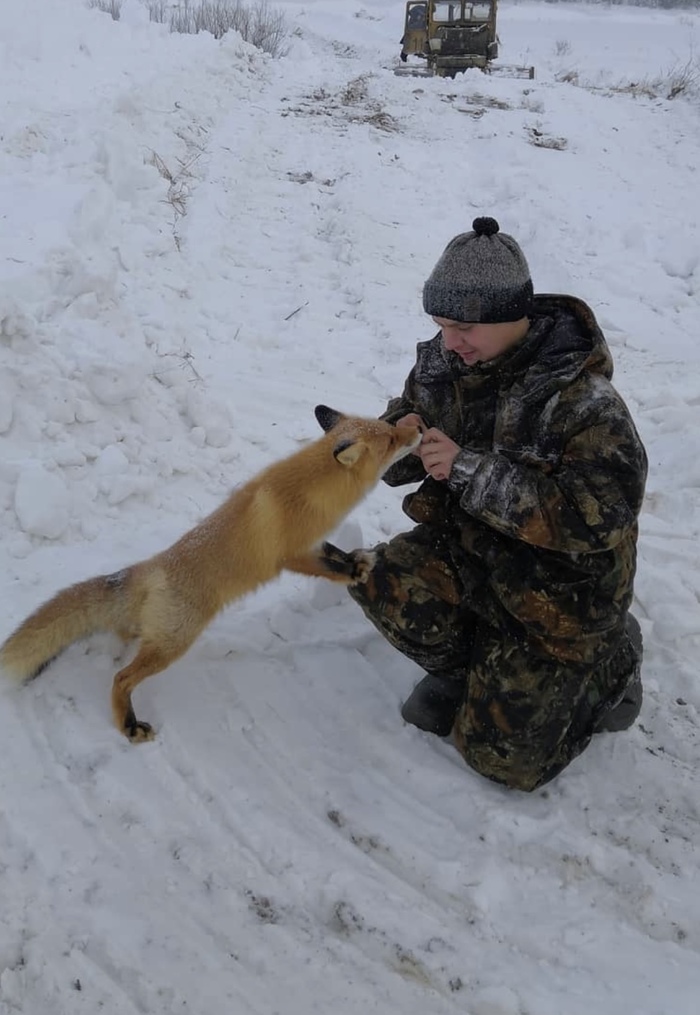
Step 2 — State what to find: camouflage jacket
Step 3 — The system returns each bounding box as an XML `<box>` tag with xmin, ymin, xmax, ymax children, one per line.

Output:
<box><xmin>381</xmin><ymin>295</ymin><xmax>648</xmax><ymax>667</ymax></box>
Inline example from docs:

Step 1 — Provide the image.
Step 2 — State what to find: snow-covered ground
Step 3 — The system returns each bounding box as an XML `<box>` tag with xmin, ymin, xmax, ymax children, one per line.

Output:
<box><xmin>1</xmin><ymin>1</ymin><xmax>699</xmax><ymax>1012</ymax></box>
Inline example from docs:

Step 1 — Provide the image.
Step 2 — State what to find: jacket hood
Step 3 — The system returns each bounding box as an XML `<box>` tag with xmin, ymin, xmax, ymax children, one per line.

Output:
<box><xmin>416</xmin><ymin>294</ymin><xmax>613</xmax><ymax>393</ymax></box>
<box><xmin>406</xmin><ymin>294</ymin><xmax>619</xmax><ymax>468</ymax></box>
<box><xmin>465</xmin><ymin>293</ymin><xmax>611</xmax><ymax>379</ymax></box>
<box><xmin>516</xmin><ymin>293</ymin><xmax>614</xmax><ymax>390</ymax></box>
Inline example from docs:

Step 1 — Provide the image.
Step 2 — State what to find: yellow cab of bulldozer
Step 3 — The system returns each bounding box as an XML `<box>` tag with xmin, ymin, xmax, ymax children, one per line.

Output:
<box><xmin>400</xmin><ymin>1</ymin><xmax>498</xmax><ymax>62</ymax></box>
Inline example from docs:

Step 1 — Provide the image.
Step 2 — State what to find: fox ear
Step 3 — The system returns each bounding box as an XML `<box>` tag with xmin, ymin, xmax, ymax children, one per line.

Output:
<box><xmin>334</xmin><ymin>439</ymin><xmax>365</xmax><ymax>467</ymax></box>
<box><xmin>315</xmin><ymin>405</ymin><xmax>343</xmax><ymax>432</ymax></box>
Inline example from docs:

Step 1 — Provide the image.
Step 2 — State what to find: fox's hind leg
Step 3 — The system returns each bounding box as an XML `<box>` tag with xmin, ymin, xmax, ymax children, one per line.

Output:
<box><xmin>111</xmin><ymin>639</ymin><xmax>192</xmax><ymax>743</ymax></box>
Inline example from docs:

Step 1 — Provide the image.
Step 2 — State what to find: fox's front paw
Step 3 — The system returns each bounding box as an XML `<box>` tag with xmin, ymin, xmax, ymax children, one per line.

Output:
<box><xmin>350</xmin><ymin>550</ymin><xmax>376</xmax><ymax>584</ymax></box>
<box><xmin>321</xmin><ymin>543</ymin><xmax>376</xmax><ymax>585</ymax></box>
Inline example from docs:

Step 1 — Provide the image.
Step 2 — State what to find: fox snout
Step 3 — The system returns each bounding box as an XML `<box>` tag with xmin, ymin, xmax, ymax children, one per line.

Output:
<box><xmin>399</xmin><ymin>425</ymin><xmax>422</xmax><ymax>451</ymax></box>
<box><xmin>390</xmin><ymin>424</ymin><xmax>422</xmax><ymax>466</ymax></box>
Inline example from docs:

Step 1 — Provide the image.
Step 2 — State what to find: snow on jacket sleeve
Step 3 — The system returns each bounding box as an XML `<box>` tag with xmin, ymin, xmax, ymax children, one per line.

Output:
<box><xmin>446</xmin><ymin>396</ymin><xmax>648</xmax><ymax>554</ymax></box>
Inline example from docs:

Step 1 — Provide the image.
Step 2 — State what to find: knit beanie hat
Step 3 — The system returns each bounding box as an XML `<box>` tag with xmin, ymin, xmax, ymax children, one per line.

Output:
<box><xmin>422</xmin><ymin>217</ymin><xmax>533</xmax><ymax>324</ymax></box>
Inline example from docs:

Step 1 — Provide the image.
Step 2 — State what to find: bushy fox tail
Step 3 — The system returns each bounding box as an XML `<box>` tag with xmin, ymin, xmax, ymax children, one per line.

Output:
<box><xmin>0</xmin><ymin>571</ymin><xmax>135</xmax><ymax>683</ymax></box>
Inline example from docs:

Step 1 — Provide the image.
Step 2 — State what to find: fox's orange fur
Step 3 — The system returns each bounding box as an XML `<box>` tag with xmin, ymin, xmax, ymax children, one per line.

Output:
<box><xmin>0</xmin><ymin>406</ymin><xmax>420</xmax><ymax>742</ymax></box>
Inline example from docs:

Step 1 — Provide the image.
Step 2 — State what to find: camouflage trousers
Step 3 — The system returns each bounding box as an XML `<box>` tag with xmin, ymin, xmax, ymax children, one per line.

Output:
<box><xmin>348</xmin><ymin>525</ymin><xmax>637</xmax><ymax>792</ymax></box>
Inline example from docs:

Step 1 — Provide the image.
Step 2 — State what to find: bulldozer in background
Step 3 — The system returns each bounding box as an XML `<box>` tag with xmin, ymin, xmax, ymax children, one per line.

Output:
<box><xmin>397</xmin><ymin>1</ymin><xmax>534</xmax><ymax>79</ymax></box>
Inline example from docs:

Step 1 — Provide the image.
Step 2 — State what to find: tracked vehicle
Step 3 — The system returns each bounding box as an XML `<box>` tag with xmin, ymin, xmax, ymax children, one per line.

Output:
<box><xmin>398</xmin><ymin>1</ymin><xmax>534</xmax><ymax>79</ymax></box>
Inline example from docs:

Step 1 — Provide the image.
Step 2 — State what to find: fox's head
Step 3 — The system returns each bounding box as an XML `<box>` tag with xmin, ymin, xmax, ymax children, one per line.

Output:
<box><xmin>314</xmin><ymin>405</ymin><xmax>421</xmax><ymax>478</ymax></box>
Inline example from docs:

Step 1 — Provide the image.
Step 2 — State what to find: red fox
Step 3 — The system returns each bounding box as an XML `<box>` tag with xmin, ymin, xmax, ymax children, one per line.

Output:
<box><xmin>0</xmin><ymin>406</ymin><xmax>421</xmax><ymax>743</ymax></box>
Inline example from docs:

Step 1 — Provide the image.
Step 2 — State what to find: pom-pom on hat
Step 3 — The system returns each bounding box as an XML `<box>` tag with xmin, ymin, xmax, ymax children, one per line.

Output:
<box><xmin>422</xmin><ymin>217</ymin><xmax>533</xmax><ymax>324</ymax></box>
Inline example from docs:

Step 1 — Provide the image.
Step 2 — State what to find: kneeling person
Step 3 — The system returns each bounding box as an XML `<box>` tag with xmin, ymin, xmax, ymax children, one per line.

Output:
<box><xmin>326</xmin><ymin>217</ymin><xmax>647</xmax><ymax>792</ymax></box>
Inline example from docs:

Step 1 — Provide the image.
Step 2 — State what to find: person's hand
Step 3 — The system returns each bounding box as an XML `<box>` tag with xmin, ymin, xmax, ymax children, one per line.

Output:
<box><xmin>419</xmin><ymin>428</ymin><xmax>460</xmax><ymax>481</ymax></box>
<box><xmin>395</xmin><ymin>413</ymin><xmax>426</xmax><ymax>455</ymax></box>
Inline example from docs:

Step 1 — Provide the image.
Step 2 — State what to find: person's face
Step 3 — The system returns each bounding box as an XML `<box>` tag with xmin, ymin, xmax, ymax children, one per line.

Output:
<box><xmin>432</xmin><ymin>316</ymin><xmax>529</xmax><ymax>365</ymax></box>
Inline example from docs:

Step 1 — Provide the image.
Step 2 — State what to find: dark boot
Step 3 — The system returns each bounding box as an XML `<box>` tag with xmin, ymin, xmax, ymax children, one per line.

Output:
<box><xmin>596</xmin><ymin>614</ymin><xmax>643</xmax><ymax>733</ymax></box>
<box><xmin>401</xmin><ymin>672</ymin><xmax>465</xmax><ymax>737</ymax></box>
